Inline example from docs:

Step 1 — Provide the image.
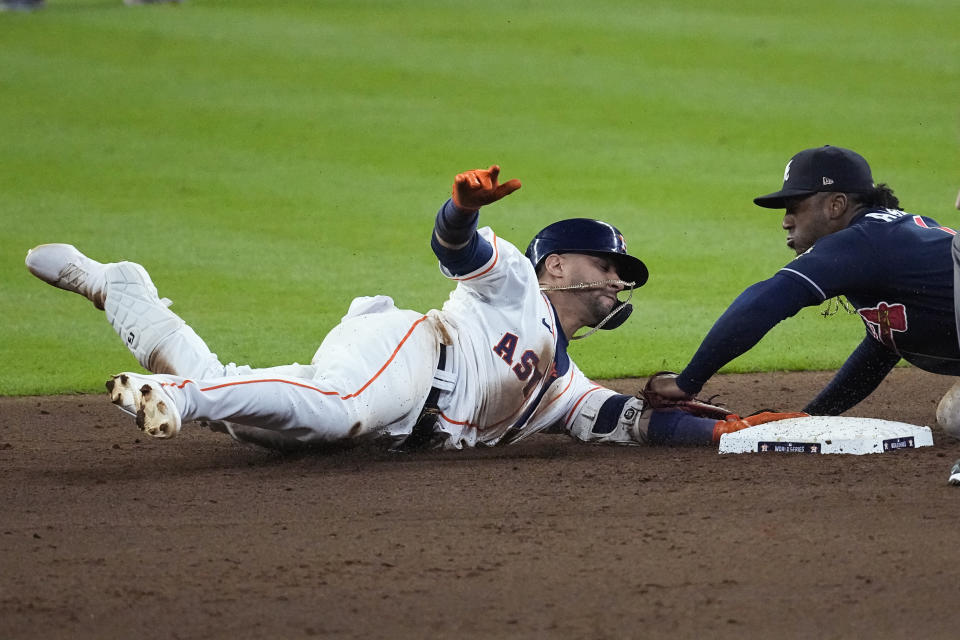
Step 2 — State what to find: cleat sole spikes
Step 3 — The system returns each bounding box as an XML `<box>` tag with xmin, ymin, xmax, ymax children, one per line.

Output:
<box><xmin>106</xmin><ymin>373</ymin><xmax>182</xmax><ymax>438</ymax></box>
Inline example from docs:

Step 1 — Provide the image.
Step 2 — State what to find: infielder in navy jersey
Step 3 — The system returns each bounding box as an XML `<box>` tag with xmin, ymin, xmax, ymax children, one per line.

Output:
<box><xmin>651</xmin><ymin>145</ymin><xmax>960</xmax><ymax>440</ymax></box>
<box><xmin>26</xmin><ymin>165</ymin><xmax>784</xmax><ymax>453</ymax></box>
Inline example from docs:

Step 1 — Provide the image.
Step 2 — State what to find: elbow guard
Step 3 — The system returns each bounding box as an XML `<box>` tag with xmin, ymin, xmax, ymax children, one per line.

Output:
<box><xmin>567</xmin><ymin>392</ymin><xmax>649</xmax><ymax>445</ymax></box>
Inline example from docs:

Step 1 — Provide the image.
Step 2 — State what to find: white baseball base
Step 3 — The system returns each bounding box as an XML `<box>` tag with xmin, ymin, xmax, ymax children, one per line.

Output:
<box><xmin>718</xmin><ymin>416</ymin><xmax>934</xmax><ymax>455</ymax></box>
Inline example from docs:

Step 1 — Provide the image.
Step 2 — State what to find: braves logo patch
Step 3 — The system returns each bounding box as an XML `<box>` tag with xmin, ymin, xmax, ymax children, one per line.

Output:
<box><xmin>857</xmin><ymin>302</ymin><xmax>907</xmax><ymax>350</ymax></box>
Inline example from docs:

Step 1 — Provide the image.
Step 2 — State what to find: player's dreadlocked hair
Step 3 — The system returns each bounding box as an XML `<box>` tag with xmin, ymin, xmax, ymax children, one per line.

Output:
<box><xmin>849</xmin><ymin>183</ymin><xmax>901</xmax><ymax>210</ymax></box>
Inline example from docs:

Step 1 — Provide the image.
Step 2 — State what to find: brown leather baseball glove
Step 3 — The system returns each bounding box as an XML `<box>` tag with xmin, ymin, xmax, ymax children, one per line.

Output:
<box><xmin>638</xmin><ymin>371</ymin><xmax>732</xmax><ymax>420</ymax></box>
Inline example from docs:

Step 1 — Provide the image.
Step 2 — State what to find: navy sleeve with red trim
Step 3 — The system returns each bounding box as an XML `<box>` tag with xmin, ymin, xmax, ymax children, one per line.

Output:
<box><xmin>777</xmin><ymin>225</ymin><xmax>885</xmax><ymax>300</ymax></box>
<box><xmin>680</xmin><ymin>209</ymin><xmax>960</xmax><ymax>406</ymax></box>
<box><xmin>779</xmin><ymin>211</ymin><xmax>960</xmax><ymax>375</ymax></box>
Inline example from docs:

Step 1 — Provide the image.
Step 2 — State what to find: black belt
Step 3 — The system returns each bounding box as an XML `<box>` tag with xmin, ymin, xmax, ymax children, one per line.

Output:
<box><xmin>398</xmin><ymin>344</ymin><xmax>447</xmax><ymax>451</ymax></box>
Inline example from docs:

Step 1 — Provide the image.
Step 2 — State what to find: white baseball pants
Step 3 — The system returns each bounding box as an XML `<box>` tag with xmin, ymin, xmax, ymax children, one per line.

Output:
<box><xmin>116</xmin><ymin>291</ymin><xmax>441</xmax><ymax>447</ymax></box>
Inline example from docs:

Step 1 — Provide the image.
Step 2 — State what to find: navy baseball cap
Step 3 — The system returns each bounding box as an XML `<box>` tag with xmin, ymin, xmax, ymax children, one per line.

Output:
<box><xmin>753</xmin><ymin>145</ymin><xmax>875</xmax><ymax>209</ymax></box>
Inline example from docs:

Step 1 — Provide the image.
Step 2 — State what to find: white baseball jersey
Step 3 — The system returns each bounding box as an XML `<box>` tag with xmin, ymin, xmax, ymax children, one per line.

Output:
<box><xmin>427</xmin><ymin>226</ymin><xmax>637</xmax><ymax>448</ymax></box>
<box><xmin>118</xmin><ymin>227</ymin><xmax>646</xmax><ymax>449</ymax></box>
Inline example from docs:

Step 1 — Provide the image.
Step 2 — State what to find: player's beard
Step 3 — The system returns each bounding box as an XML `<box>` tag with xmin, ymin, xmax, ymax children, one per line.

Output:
<box><xmin>583</xmin><ymin>291</ymin><xmax>618</xmax><ymax>327</ymax></box>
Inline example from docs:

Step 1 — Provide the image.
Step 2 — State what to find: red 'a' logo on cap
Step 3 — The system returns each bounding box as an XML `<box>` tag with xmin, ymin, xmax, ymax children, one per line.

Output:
<box><xmin>857</xmin><ymin>302</ymin><xmax>907</xmax><ymax>351</ymax></box>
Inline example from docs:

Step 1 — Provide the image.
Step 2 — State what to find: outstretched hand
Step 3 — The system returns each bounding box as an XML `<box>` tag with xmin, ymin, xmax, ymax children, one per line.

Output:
<box><xmin>452</xmin><ymin>165</ymin><xmax>522</xmax><ymax>211</ymax></box>
<box><xmin>645</xmin><ymin>372</ymin><xmax>694</xmax><ymax>401</ymax></box>
<box><xmin>639</xmin><ymin>371</ymin><xmax>731</xmax><ymax>420</ymax></box>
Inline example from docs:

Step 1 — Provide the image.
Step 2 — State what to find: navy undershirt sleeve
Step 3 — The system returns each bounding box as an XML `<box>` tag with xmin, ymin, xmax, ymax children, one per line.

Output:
<box><xmin>647</xmin><ymin>410</ymin><xmax>717</xmax><ymax>445</ymax></box>
<box><xmin>676</xmin><ymin>273</ymin><xmax>822</xmax><ymax>394</ymax></box>
<box><xmin>430</xmin><ymin>199</ymin><xmax>493</xmax><ymax>276</ymax></box>
<box><xmin>803</xmin><ymin>336</ymin><xmax>901</xmax><ymax>415</ymax></box>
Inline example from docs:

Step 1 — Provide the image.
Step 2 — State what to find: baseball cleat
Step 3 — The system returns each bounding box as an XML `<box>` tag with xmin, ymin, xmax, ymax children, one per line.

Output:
<box><xmin>105</xmin><ymin>373</ymin><xmax>138</xmax><ymax>417</ymax></box>
<box><xmin>948</xmin><ymin>460</ymin><xmax>960</xmax><ymax>486</ymax></box>
<box><xmin>25</xmin><ymin>243</ymin><xmax>109</xmax><ymax>309</ymax></box>
<box><xmin>107</xmin><ymin>373</ymin><xmax>182</xmax><ymax>439</ymax></box>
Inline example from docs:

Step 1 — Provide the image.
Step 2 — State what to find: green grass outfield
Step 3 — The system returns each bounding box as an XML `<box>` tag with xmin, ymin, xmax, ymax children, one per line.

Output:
<box><xmin>3</xmin><ymin>0</ymin><xmax>959</xmax><ymax>395</ymax></box>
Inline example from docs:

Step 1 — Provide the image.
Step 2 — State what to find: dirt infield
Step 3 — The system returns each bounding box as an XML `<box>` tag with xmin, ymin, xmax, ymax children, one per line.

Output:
<box><xmin>4</xmin><ymin>368</ymin><xmax>960</xmax><ymax>639</ymax></box>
